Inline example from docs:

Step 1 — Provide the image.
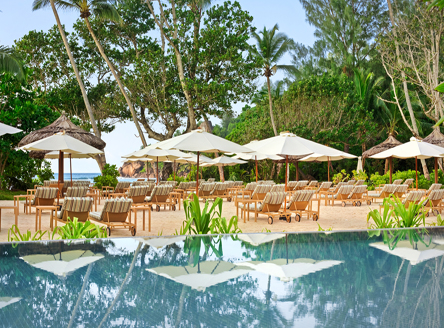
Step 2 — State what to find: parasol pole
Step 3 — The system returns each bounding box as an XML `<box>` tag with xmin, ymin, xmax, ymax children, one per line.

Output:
<box><xmin>296</xmin><ymin>160</ymin><xmax>299</xmax><ymax>181</ymax></box>
<box><xmin>435</xmin><ymin>157</ymin><xmax>438</xmax><ymax>184</ymax></box>
<box><xmin>415</xmin><ymin>156</ymin><xmax>418</xmax><ymax>190</ymax></box>
<box><xmin>156</xmin><ymin>156</ymin><xmax>159</xmax><ymax>185</ymax></box>
<box><xmin>70</xmin><ymin>153</ymin><xmax>73</xmax><ymax>187</ymax></box>
<box><xmin>389</xmin><ymin>157</ymin><xmax>393</xmax><ymax>184</ymax></box>
<box><xmin>174</xmin><ymin>160</ymin><xmax>176</xmax><ymax>182</ymax></box>
<box><xmin>57</xmin><ymin>150</ymin><xmax>64</xmax><ymax>205</ymax></box>
<box><xmin>196</xmin><ymin>151</ymin><xmax>200</xmax><ymax>196</ymax></box>
<box><xmin>285</xmin><ymin>155</ymin><xmax>288</xmax><ymax>191</ymax></box>
<box><xmin>222</xmin><ymin>165</ymin><xmax>225</xmax><ymax>182</ymax></box>
<box><xmin>146</xmin><ymin>161</ymin><xmax>149</xmax><ymax>179</ymax></box>
<box><xmin>327</xmin><ymin>157</ymin><xmax>330</xmax><ymax>182</ymax></box>
<box><xmin>255</xmin><ymin>155</ymin><xmax>258</xmax><ymax>182</ymax></box>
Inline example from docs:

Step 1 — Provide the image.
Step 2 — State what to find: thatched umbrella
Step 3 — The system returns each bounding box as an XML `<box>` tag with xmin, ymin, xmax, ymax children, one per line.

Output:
<box><xmin>423</xmin><ymin>128</ymin><xmax>444</xmax><ymax>183</ymax></box>
<box><xmin>362</xmin><ymin>134</ymin><xmax>402</xmax><ymax>183</ymax></box>
<box><xmin>18</xmin><ymin>112</ymin><xmax>105</xmax><ymax>186</ymax></box>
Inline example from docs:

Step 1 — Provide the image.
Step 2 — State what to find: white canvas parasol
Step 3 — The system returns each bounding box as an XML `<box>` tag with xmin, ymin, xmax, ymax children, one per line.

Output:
<box><xmin>0</xmin><ymin>122</ymin><xmax>21</xmax><ymax>136</ymax></box>
<box><xmin>0</xmin><ymin>297</ymin><xmax>21</xmax><ymax>309</ymax></box>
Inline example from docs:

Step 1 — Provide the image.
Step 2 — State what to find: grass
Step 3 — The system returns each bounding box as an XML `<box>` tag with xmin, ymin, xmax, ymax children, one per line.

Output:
<box><xmin>0</xmin><ymin>190</ymin><xmax>26</xmax><ymax>200</ymax></box>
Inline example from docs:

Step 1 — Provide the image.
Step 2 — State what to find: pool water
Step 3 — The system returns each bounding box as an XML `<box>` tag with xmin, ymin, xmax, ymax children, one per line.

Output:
<box><xmin>1</xmin><ymin>228</ymin><xmax>444</xmax><ymax>327</ymax></box>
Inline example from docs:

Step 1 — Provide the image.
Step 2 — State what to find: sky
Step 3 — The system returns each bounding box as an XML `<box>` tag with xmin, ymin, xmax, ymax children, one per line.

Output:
<box><xmin>0</xmin><ymin>0</ymin><xmax>315</xmax><ymax>173</ymax></box>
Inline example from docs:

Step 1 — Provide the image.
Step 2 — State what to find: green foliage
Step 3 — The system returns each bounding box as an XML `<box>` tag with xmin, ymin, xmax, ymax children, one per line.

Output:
<box><xmin>93</xmin><ymin>163</ymin><xmax>119</xmax><ymax>188</ymax></box>
<box><xmin>8</xmin><ymin>225</ymin><xmax>47</xmax><ymax>243</ymax></box>
<box><xmin>55</xmin><ymin>217</ymin><xmax>107</xmax><ymax>239</ymax></box>
<box><xmin>317</xmin><ymin>224</ymin><xmax>332</xmax><ymax>231</ymax></box>
<box><xmin>0</xmin><ymin>45</ymin><xmax>25</xmax><ymax>80</ymax></box>
<box><xmin>178</xmin><ymin>194</ymin><xmax>241</xmax><ymax>235</ymax></box>
<box><xmin>0</xmin><ymin>190</ymin><xmax>24</xmax><ymax>201</ymax></box>
<box><xmin>352</xmin><ymin>169</ymin><xmax>368</xmax><ymax>181</ymax></box>
<box><xmin>367</xmin><ymin>198</ymin><xmax>396</xmax><ymax>234</ymax></box>
<box><xmin>332</xmin><ymin>169</ymin><xmax>350</xmax><ymax>184</ymax></box>
<box><xmin>428</xmin><ymin>214</ymin><xmax>444</xmax><ymax>226</ymax></box>
<box><xmin>368</xmin><ymin>170</ymin><xmax>437</xmax><ymax>190</ymax></box>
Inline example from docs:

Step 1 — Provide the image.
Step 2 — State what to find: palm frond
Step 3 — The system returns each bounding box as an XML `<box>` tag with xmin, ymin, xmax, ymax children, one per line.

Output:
<box><xmin>0</xmin><ymin>46</ymin><xmax>25</xmax><ymax>80</ymax></box>
<box><xmin>91</xmin><ymin>0</ymin><xmax>122</xmax><ymax>23</ymax></box>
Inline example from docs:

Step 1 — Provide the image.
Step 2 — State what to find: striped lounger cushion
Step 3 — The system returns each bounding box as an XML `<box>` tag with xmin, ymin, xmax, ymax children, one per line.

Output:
<box><xmin>127</xmin><ymin>186</ymin><xmax>150</xmax><ymax>197</ymax></box>
<box><xmin>65</xmin><ymin>187</ymin><xmax>88</xmax><ymax>198</ymax></box>
<box><xmin>31</xmin><ymin>188</ymin><xmax>58</xmax><ymax>205</ymax></box>
<box><xmin>89</xmin><ymin>198</ymin><xmax>133</xmax><ymax>221</ymax></box>
<box><xmin>57</xmin><ymin>197</ymin><xmax>93</xmax><ymax>219</ymax></box>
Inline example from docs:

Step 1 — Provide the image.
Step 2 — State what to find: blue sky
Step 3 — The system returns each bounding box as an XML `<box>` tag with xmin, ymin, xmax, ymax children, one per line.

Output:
<box><xmin>1</xmin><ymin>0</ymin><xmax>315</xmax><ymax>173</ymax></box>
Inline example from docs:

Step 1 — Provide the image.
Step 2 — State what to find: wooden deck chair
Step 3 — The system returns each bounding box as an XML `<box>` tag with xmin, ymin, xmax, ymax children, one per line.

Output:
<box><xmin>201</xmin><ymin>182</ymin><xmax>232</xmax><ymax>201</ymax></box>
<box><xmin>347</xmin><ymin>180</ymin><xmax>356</xmax><ymax>185</ymax></box>
<box><xmin>320</xmin><ymin>182</ymin><xmax>345</xmax><ymax>205</ymax></box>
<box><xmin>55</xmin><ymin>197</ymin><xmax>93</xmax><ymax>225</ymax></box>
<box><xmin>293</xmin><ymin>180</ymin><xmax>309</xmax><ymax>191</ymax></box>
<box><xmin>235</xmin><ymin>182</ymin><xmax>257</xmax><ymax>200</ymax></box>
<box><xmin>355</xmin><ymin>180</ymin><xmax>365</xmax><ymax>186</ymax></box>
<box><xmin>64</xmin><ymin>187</ymin><xmax>88</xmax><ymax>198</ymax></box>
<box><xmin>346</xmin><ymin>185</ymin><xmax>368</xmax><ymax>206</ymax></box>
<box><xmin>198</xmin><ymin>183</ymin><xmax>215</xmax><ymax>197</ymax></box>
<box><xmin>207</xmin><ymin>178</ymin><xmax>216</xmax><ymax>183</ymax></box>
<box><xmin>316</xmin><ymin>182</ymin><xmax>332</xmax><ymax>194</ymax></box>
<box><xmin>126</xmin><ymin>186</ymin><xmax>150</xmax><ymax>205</ymax></box>
<box><xmin>166</xmin><ymin>181</ymin><xmax>178</xmax><ymax>187</ymax></box>
<box><xmin>88</xmin><ymin>198</ymin><xmax>134</xmax><ymax>236</ymax></box>
<box><xmin>145</xmin><ymin>185</ymin><xmax>175</xmax><ymax>211</ymax></box>
<box><xmin>145</xmin><ymin>183</ymin><xmax>156</xmax><ymax>197</ymax></box>
<box><xmin>137</xmin><ymin>178</ymin><xmax>146</xmax><ymax>181</ymax></box>
<box><xmin>393</xmin><ymin>184</ymin><xmax>409</xmax><ymax>198</ymax></box>
<box><xmin>305</xmin><ymin>180</ymin><xmax>318</xmax><ymax>189</ymax></box>
<box><xmin>30</xmin><ymin>188</ymin><xmax>58</xmax><ymax>213</ymax></box>
<box><xmin>378</xmin><ymin>190</ymin><xmax>426</xmax><ymax>214</ymax></box>
<box><xmin>424</xmin><ymin>183</ymin><xmax>442</xmax><ymax>197</ymax></box>
<box><xmin>286</xmin><ymin>190</ymin><xmax>318</xmax><ymax>221</ymax></box>
<box><xmin>271</xmin><ymin>184</ymin><xmax>285</xmax><ymax>192</ymax></box>
<box><xmin>328</xmin><ymin>185</ymin><xmax>354</xmax><ymax>206</ymax></box>
<box><xmin>235</xmin><ymin>184</ymin><xmax>272</xmax><ymax>217</ymax></box>
<box><xmin>367</xmin><ymin>184</ymin><xmax>398</xmax><ymax>205</ymax></box>
<box><xmin>287</xmin><ymin>181</ymin><xmax>298</xmax><ymax>190</ymax></box>
<box><xmin>240</xmin><ymin>192</ymin><xmax>289</xmax><ymax>224</ymax></box>
<box><xmin>393</xmin><ymin>179</ymin><xmax>403</xmax><ymax>185</ymax></box>
<box><xmin>403</xmin><ymin>178</ymin><xmax>414</xmax><ymax>189</ymax></box>
<box><xmin>103</xmin><ymin>181</ymin><xmax>131</xmax><ymax>198</ymax></box>
<box><xmin>423</xmin><ymin>189</ymin><xmax>444</xmax><ymax>216</ymax></box>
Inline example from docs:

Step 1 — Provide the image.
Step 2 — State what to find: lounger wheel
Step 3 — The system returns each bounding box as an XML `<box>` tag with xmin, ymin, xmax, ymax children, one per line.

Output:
<box><xmin>286</xmin><ymin>215</ymin><xmax>291</xmax><ymax>223</ymax></box>
<box><xmin>227</xmin><ymin>197</ymin><xmax>232</xmax><ymax>202</ymax></box>
<box><xmin>106</xmin><ymin>227</ymin><xmax>111</xmax><ymax>237</ymax></box>
<box><xmin>357</xmin><ymin>201</ymin><xmax>361</xmax><ymax>207</ymax></box>
<box><xmin>426</xmin><ymin>211</ymin><xmax>430</xmax><ymax>217</ymax></box>
<box><xmin>342</xmin><ymin>201</ymin><xmax>346</xmax><ymax>207</ymax></box>
<box><xmin>268</xmin><ymin>216</ymin><xmax>273</xmax><ymax>225</ymax></box>
<box><xmin>313</xmin><ymin>214</ymin><xmax>319</xmax><ymax>221</ymax></box>
<box><xmin>172</xmin><ymin>204</ymin><xmax>176</xmax><ymax>211</ymax></box>
<box><xmin>352</xmin><ymin>201</ymin><xmax>356</xmax><ymax>206</ymax></box>
<box><xmin>295</xmin><ymin>214</ymin><xmax>301</xmax><ymax>222</ymax></box>
<box><xmin>434</xmin><ymin>209</ymin><xmax>440</xmax><ymax>216</ymax></box>
<box><xmin>130</xmin><ymin>227</ymin><xmax>136</xmax><ymax>236</ymax></box>
<box><xmin>156</xmin><ymin>205</ymin><xmax>161</xmax><ymax>212</ymax></box>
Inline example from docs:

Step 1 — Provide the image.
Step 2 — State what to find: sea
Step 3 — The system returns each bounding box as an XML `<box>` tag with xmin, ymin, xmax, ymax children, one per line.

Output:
<box><xmin>53</xmin><ymin>173</ymin><xmax>139</xmax><ymax>183</ymax></box>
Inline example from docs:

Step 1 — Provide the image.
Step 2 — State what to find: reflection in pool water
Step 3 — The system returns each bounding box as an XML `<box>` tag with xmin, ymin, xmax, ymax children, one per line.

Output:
<box><xmin>0</xmin><ymin>228</ymin><xmax>444</xmax><ymax>327</ymax></box>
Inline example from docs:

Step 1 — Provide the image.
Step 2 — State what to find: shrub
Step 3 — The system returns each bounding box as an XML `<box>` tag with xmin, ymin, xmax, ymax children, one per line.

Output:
<box><xmin>93</xmin><ymin>164</ymin><xmax>119</xmax><ymax>189</ymax></box>
<box><xmin>352</xmin><ymin>169</ymin><xmax>368</xmax><ymax>181</ymax></box>
<box><xmin>332</xmin><ymin>169</ymin><xmax>350</xmax><ymax>184</ymax></box>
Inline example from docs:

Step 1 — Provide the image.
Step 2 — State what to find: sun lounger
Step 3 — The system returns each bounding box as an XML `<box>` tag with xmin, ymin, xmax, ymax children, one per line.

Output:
<box><xmin>64</xmin><ymin>187</ymin><xmax>88</xmax><ymax>198</ymax></box>
<box><xmin>55</xmin><ymin>197</ymin><xmax>93</xmax><ymax>224</ymax></box>
<box><xmin>423</xmin><ymin>183</ymin><xmax>442</xmax><ymax>197</ymax></box>
<box><xmin>293</xmin><ymin>180</ymin><xmax>309</xmax><ymax>191</ymax></box>
<box><xmin>319</xmin><ymin>182</ymin><xmax>346</xmax><ymax>205</ymax></box>
<box><xmin>366</xmin><ymin>184</ymin><xmax>398</xmax><ymax>205</ymax></box>
<box><xmin>271</xmin><ymin>184</ymin><xmax>285</xmax><ymax>192</ymax></box>
<box><xmin>423</xmin><ymin>189</ymin><xmax>444</xmax><ymax>216</ymax></box>
<box><xmin>328</xmin><ymin>185</ymin><xmax>354</xmax><ymax>206</ymax></box>
<box><xmin>403</xmin><ymin>178</ymin><xmax>414</xmax><ymax>189</ymax></box>
<box><xmin>346</xmin><ymin>180</ymin><xmax>356</xmax><ymax>185</ymax></box>
<box><xmin>30</xmin><ymin>188</ymin><xmax>58</xmax><ymax>213</ymax></box>
<box><xmin>126</xmin><ymin>185</ymin><xmax>151</xmax><ymax>204</ymax></box>
<box><xmin>239</xmin><ymin>191</ymin><xmax>289</xmax><ymax>224</ymax></box>
<box><xmin>393</xmin><ymin>184</ymin><xmax>408</xmax><ymax>198</ymax></box>
<box><xmin>285</xmin><ymin>190</ymin><xmax>318</xmax><ymax>221</ymax></box>
<box><xmin>88</xmin><ymin>198</ymin><xmax>134</xmax><ymax>236</ymax></box>
<box><xmin>235</xmin><ymin>184</ymin><xmax>273</xmax><ymax>217</ymax></box>
<box><xmin>378</xmin><ymin>190</ymin><xmax>426</xmax><ymax>214</ymax></box>
<box><xmin>305</xmin><ymin>180</ymin><xmax>318</xmax><ymax>189</ymax></box>
<box><xmin>145</xmin><ymin>185</ymin><xmax>175</xmax><ymax>211</ymax></box>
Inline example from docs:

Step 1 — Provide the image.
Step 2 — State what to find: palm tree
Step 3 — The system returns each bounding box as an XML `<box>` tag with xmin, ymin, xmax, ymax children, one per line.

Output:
<box><xmin>252</xmin><ymin>24</ymin><xmax>295</xmax><ymax>136</ymax></box>
<box><xmin>0</xmin><ymin>46</ymin><xmax>25</xmax><ymax>80</ymax></box>
<box><xmin>33</xmin><ymin>0</ymin><xmax>148</xmax><ymax>147</ymax></box>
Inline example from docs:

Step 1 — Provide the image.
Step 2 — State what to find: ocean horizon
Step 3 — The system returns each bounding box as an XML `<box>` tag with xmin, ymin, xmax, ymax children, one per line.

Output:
<box><xmin>53</xmin><ymin>173</ymin><xmax>139</xmax><ymax>182</ymax></box>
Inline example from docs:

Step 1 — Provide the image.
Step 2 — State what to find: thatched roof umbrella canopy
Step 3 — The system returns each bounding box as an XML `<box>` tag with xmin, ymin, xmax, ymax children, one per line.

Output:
<box><xmin>362</xmin><ymin>134</ymin><xmax>402</xmax><ymax>159</ymax></box>
<box><xmin>18</xmin><ymin>112</ymin><xmax>106</xmax><ymax>159</ymax></box>
<box><xmin>423</xmin><ymin>128</ymin><xmax>444</xmax><ymax>147</ymax></box>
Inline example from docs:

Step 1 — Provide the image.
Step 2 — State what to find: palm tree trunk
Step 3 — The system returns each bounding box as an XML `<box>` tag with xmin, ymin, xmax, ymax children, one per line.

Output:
<box><xmin>84</xmin><ymin>18</ymin><xmax>148</xmax><ymax>147</ymax></box>
<box><xmin>266</xmin><ymin>76</ymin><xmax>278</xmax><ymax>136</ymax></box>
<box><xmin>49</xmin><ymin>0</ymin><xmax>105</xmax><ymax>171</ymax></box>
<box><xmin>386</xmin><ymin>0</ymin><xmax>429</xmax><ymax>179</ymax></box>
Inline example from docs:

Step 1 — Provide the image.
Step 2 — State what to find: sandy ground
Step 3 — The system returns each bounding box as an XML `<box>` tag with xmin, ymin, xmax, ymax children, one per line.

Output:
<box><xmin>0</xmin><ymin>197</ymin><xmax>440</xmax><ymax>242</ymax></box>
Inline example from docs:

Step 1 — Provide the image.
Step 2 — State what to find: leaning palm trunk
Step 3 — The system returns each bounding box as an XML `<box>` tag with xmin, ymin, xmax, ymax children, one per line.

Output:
<box><xmin>386</xmin><ymin>0</ymin><xmax>429</xmax><ymax>179</ymax></box>
<box><xmin>84</xmin><ymin>18</ymin><xmax>148</xmax><ymax>147</ymax></box>
<box><xmin>266</xmin><ymin>76</ymin><xmax>278</xmax><ymax>136</ymax></box>
<box><xmin>49</xmin><ymin>0</ymin><xmax>106</xmax><ymax>171</ymax></box>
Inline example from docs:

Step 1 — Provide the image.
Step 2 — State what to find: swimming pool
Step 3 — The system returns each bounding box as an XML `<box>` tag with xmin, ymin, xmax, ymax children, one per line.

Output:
<box><xmin>1</xmin><ymin>228</ymin><xmax>443</xmax><ymax>327</ymax></box>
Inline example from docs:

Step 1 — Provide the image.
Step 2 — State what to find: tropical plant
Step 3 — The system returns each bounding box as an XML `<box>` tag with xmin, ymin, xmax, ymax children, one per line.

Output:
<box><xmin>367</xmin><ymin>198</ymin><xmax>396</xmax><ymax>231</ymax></box>
<box><xmin>389</xmin><ymin>196</ymin><xmax>427</xmax><ymax>228</ymax></box>
<box><xmin>332</xmin><ymin>169</ymin><xmax>350</xmax><ymax>184</ymax></box>
<box><xmin>0</xmin><ymin>45</ymin><xmax>24</xmax><ymax>80</ymax></box>
<box><xmin>33</xmin><ymin>0</ymin><xmax>148</xmax><ymax>147</ymax></box>
<box><xmin>55</xmin><ymin>217</ymin><xmax>107</xmax><ymax>239</ymax></box>
<box><xmin>251</xmin><ymin>24</ymin><xmax>295</xmax><ymax>136</ymax></box>
<box><xmin>93</xmin><ymin>163</ymin><xmax>119</xmax><ymax>188</ymax></box>
<box><xmin>31</xmin><ymin>0</ymin><xmax>104</xmax><ymax>169</ymax></box>
<box><xmin>428</xmin><ymin>214</ymin><xmax>444</xmax><ymax>226</ymax></box>
<box><xmin>352</xmin><ymin>169</ymin><xmax>368</xmax><ymax>181</ymax></box>
<box><xmin>8</xmin><ymin>225</ymin><xmax>48</xmax><ymax>243</ymax></box>
<box><xmin>178</xmin><ymin>194</ymin><xmax>241</xmax><ymax>235</ymax></box>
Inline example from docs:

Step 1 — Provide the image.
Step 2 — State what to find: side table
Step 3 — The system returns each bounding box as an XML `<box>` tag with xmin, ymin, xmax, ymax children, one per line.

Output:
<box><xmin>35</xmin><ymin>205</ymin><xmax>57</xmax><ymax>231</ymax></box>
<box><xmin>0</xmin><ymin>204</ymin><xmax>19</xmax><ymax>231</ymax></box>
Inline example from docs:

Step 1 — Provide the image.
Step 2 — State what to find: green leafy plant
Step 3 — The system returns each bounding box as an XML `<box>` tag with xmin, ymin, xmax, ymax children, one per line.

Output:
<box><xmin>178</xmin><ymin>194</ymin><xmax>241</xmax><ymax>235</ymax></box>
<box><xmin>93</xmin><ymin>164</ymin><xmax>119</xmax><ymax>189</ymax></box>
<box><xmin>332</xmin><ymin>169</ymin><xmax>350</xmax><ymax>184</ymax></box>
<box><xmin>428</xmin><ymin>214</ymin><xmax>444</xmax><ymax>227</ymax></box>
<box><xmin>367</xmin><ymin>198</ymin><xmax>396</xmax><ymax>237</ymax></box>
<box><xmin>387</xmin><ymin>196</ymin><xmax>426</xmax><ymax>228</ymax></box>
<box><xmin>352</xmin><ymin>169</ymin><xmax>368</xmax><ymax>182</ymax></box>
<box><xmin>55</xmin><ymin>217</ymin><xmax>107</xmax><ymax>239</ymax></box>
<box><xmin>8</xmin><ymin>225</ymin><xmax>48</xmax><ymax>243</ymax></box>
<box><xmin>317</xmin><ymin>223</ymin><xmax>332</xmax><ymax>231</ymax></box>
